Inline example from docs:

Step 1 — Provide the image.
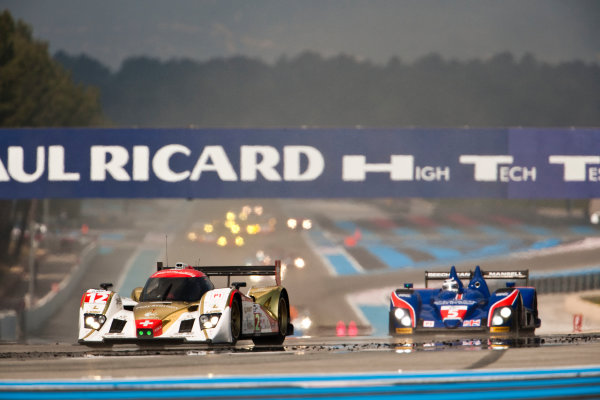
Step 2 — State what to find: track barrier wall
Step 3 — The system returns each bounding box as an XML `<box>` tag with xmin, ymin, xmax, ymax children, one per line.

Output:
<box><xmin>530</xmin><ymin>268</ymin><xmax>600</xmax><ymax>294</ymax></box>
<box><xmin>0</xmin><ymin>242</ymin><xmax>98</xmax><ymax>342</ymax></box>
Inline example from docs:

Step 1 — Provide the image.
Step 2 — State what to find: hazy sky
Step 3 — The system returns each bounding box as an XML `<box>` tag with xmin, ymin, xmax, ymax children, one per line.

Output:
<box><xmin>3</xmin><ymin>0</ymin><xmax>599</xmax><ymax>70</ymax></box>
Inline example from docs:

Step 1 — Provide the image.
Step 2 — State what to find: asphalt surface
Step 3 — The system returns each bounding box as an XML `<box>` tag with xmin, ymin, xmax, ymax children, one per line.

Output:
<box><xmin>2</xmin><ymin>198</ymin><xmax>600</xmax><ymax>380</ymax></box>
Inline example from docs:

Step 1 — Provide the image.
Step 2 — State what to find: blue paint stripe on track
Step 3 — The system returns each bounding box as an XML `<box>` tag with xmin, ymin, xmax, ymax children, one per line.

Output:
<box><xmin>530</xmin><ymin>238</ymin><xmax>561</xmax><ymax>250</ymax></box>
<box><xmin>99</xmin><ymin>233</ymin><xmax>125</xmax><ymax>241</ymax></box>
<box><xmin>478</xmin><ymin>225</ymin><xmax>506</xmax><ymax>236</ymax></box>
<box><xmin>307</xmin><ymin>230</ymin><xmax>335</xmax><ymax>247</ymax></box>
<box><xmin>520</xmin><ymin>225</ymin><xmax>551</xmax><ymax>236</ymax></box>
<box><xmin>118</xmin><ymin>249</ymin><xmax>161</xmax><ymax>297</ymax></box>
<box><xmin>2</xmin><ymin>372</ymin><xmax>600</xmax><ymax>400</ymax></box>
<box><xmin>335</xmin><ymin>221</ymin><xmax>358</xmax><ymax>233</ymax></box>
<box><xmin>531</xmin><ymin>265</ymin><xmax>600</xmax><ymax>278</ymax></box>
<box><xmin>324</xmin><ymin>254</ymin><xmax>360</xmax><ymax>275</ymax></box>
<box><xmin>437</xmin><ymin>226</ymin><xmax>463</xmax><ymax>236</ymax></box>
<box><xmin>4</xmin><ymin>379</ymin><xmax>600</xmax><ymax>400</ymax></box>
<box><xmin>366</xmin><ymin>245</ymin><xmax>413</xmax><ymax>268</ymax></box>
<box><xmin>393</xmin><ymin>227</ymin><xmax>419</xmax><ymax>236</ymax></box>
<box><xmin>571</xmin><ymin>225</ymin><xmax>598</xmax><ymax>235</ymax></box>
<box><xmin>358</xmin><ymin>305</ymin><xmax>389</xmax><ymax>337</ymax></box>
<box><xmin>2</xmin><ymin>366</ymin><xmax>600</xmax><ymax>387</ymax></box>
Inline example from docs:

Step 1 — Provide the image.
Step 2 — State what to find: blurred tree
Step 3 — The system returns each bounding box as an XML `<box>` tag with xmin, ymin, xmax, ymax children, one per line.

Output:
<box><xmin>0</xmin><ymin>10</ymin><xmax>104</xmax><ymax>127</ymax></box>
<box><xmin>0</xmin><ymin>10</ymin><xmax>104</xmax><ymax>266</ymax></box>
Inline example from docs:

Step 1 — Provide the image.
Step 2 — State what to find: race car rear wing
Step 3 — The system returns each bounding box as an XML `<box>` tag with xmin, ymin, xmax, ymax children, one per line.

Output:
<box><xmin>424</xmin><ymin>269</ymin><xmax>529</xmax><ymax>288</ymax></box>
<box><xmin>157</xmin><ymin>260</ymin><xmax>282</xmax><ymax>286</ymax></box>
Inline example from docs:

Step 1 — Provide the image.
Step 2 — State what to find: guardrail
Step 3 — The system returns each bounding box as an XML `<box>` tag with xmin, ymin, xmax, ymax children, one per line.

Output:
<box><xmin>0</xmin><ymin>241</ymin><xmax>98</xmax><ymax>342</ymax></box>
<box><xmin>530</xmin><ymin>267</ymin><xmax>600</xmax><ymax>294</ymax></box>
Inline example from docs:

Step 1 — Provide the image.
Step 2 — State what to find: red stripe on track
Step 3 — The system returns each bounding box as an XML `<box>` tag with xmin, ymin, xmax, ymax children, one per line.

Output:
<box><xmin>447</xmin><ymin>213</ymin><xmax>477</xmax><ymax>227</ymax></box>
<box><xmin>490</xmin><ymin>215</ymin><xmax>521</xmax><ymax>225</ymax></box>
<box><xmin>407</xmin><ymin>216</ymin><xmax>438</xmax><ymax>227</ymax></box>
<box><xmin>371</xmin><ymin>218</ymin><xmax>397</xmax><ymax>229</ymax></box>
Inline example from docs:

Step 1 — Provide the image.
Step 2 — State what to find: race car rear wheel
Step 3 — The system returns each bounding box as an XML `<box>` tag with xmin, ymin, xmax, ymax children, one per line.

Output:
<box><xmin>230</xmin><ymin>297</ymin><xmax>242</xmax><ymax>344</ymax></box>
<box><xmin>252</xmin><ymin>296</ymin><xmax>288</xmax><ymax>346</ymax></box>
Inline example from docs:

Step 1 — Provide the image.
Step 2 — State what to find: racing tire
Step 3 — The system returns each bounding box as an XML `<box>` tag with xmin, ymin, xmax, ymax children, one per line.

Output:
<box><xmin>230</xmin><ymin>297</ymin><xmax>242</xmax><ymax>344</ymax></box>
<box><xmin>252</xmin><ymin>296</ymin><xmax>288</xmax><ymax>346</ymax></box>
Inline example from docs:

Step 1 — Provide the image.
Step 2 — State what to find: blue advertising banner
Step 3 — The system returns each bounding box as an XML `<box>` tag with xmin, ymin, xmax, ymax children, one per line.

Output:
<box><xmin>0</xmin><ymin>128</ymin><xmax>599</xmax><ymax>199</ymax></box>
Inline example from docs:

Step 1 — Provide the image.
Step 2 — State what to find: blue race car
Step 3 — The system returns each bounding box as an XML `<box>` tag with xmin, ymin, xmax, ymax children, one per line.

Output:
<box><xmin>389</xmin><ymin>266</ymin><xmax>541</xmax><ymax>335</ymax></box>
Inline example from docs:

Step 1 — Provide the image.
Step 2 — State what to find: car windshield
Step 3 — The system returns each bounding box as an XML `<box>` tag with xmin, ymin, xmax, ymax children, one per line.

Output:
<box><xmin>140</xmin><ymin>277</ymin><xmax>214</xmax><ymax>302</ymax></box>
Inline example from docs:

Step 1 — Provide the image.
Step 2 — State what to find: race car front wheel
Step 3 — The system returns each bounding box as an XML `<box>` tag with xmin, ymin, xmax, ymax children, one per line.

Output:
<box><xmin>230</xmin><ymin>297</ymin><xmax>242</xmax><ymax>344</ymax></box>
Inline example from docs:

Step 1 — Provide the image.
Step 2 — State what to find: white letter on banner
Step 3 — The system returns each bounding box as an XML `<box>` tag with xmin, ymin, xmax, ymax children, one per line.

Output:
<box><xmin>190</xmin><ymin>146</ymin><xmax>237</xmax><ymax>181</ymax></box>
<box><xmin>283</xmin><ymin>146</ymin><xmax>324</xmax><ymax>181</ymax></box>
<box><xmin>0</xmin><ymin>155</ymin><xmax>9</xmax><ymax>181</ymax></box>
<box><xmin>241</xmin><ymin>146</ymin><xmax>281</xmax><ymax>181</ymax></box>
<box><xmin>91</xmin><ymin>146</ymin><xmax>130</xmax><ymax>181</ymax></box>
<box><xmin>459</xmin><ymin>155</ymin><xmax>513</xmax><ymax>182</ymax></box>
<box><xmin>153</xmin><ymin>144</ymin><xmax>190</xmax><ymax>182</ymax></box>
<box><xmin>342</xmin><ymin>155</ymin><xmax>414</xmax><ymax>181</ymax></box>
<box><xmin>48</xmin><ymin>146</ymin><xmax>80</xmax><ymax>181</ymax></box>
<box><xmin>133</xmin><ymin>146</ymin><xmax>149</xmax><ymax>181</ymax></box>
<box><xmin>8</xmin><ymin>146</ymin><xmax>45</xmax><ymax>183</ymax></box>
<box><xmin>549</xmin><ymin>155</ymin><xmax>600</xmax><ymax>182</ymax></box>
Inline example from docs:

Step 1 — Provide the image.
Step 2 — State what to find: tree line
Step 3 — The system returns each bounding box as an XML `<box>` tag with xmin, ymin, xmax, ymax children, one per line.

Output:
<box><xmin>55</xmin><ymin>50</ymin><xmax>600</xmax><ymax>128</ymax></box>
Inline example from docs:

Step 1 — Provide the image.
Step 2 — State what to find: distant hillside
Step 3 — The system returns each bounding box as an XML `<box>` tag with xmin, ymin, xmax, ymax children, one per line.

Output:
<box><xmin>55</xmin><ymin>51</ymin><xmax>600</xmax><ymax>128</ymax></box>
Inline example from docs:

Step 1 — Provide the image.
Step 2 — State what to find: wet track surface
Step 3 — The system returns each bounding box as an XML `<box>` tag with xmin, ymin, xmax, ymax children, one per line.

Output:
<box><xmin>1</xmin><ymin>334</ymin><xmax>600</xmax><ymax>381</ymax></box>
<box><xmin>2</xmin><ymin>333</ymin><xmax>600</xmax><ymax>361</ymax></box>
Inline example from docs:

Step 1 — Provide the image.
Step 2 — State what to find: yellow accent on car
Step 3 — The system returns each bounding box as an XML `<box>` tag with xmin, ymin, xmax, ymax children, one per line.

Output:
<box><xmin>395</xmin><ymin>327</ymin><xmax>413</xmax><ymax>334</ymax></box>
<box><xmin>490</xmin><ymin>326</ymin><xmax>510</xmax><ymax>333</ymax></box>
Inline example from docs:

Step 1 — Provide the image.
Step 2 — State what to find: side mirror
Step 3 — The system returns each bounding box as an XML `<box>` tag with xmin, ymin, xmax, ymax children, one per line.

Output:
<box><xmin>131</xmin><ymin>287</ymin><xmax>143</xmax><ymax>302</ymax></box>
<box><xmin>232</xmin><ymin>282</ymin><xmax>247</xmax><ymax>290</ymax></box>
<box><xmin>100</xmin><ymin>282</ymin><xmax>113</xmax><ymax>291</ymax></box>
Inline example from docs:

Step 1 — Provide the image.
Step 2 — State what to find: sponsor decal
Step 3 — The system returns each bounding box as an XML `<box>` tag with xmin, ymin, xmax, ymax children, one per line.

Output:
<box><xmin>486</xmin><ymin>271</ymin><xmax>527</xmax><ymax>279</ymax></box>
<box><xmin>423</xmin><ymin>321</ymin><xmax>435</xmax><ymax>328</ymax></box>
<box><xmin>434</xmin><ymin>300</ymin><xmax>476</xmax><ymax>306</ymax></box>
<box><xmin>395</xmin><ymin>328</ymin><xmax>413</xmax><ymax>334</ymax></box>
<box><xmin>83</xmin><ymin>291</ymin><xmax>110</xmax><ymax>304</ymax></box>
<box><xmin>462</xmin><ymin>319</ymin><xmax>481</xmax><ymax>327</ymax></box>
<box><xmin>136</xmin><ymin>304</ymin><xmax>177</xmax><ymax>309</ymax></box>
<box><xmin>490</xmin><ymin>326</ymin><xmax>510</xmax><ymax>333</ymax></box>
<box><xmin>440</xmin><ymin>305</ymin><xmax>468</xmax><ymax>320</ymax></box>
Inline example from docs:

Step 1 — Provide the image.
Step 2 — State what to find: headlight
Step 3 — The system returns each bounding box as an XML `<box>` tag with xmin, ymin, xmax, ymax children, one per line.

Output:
<box><xmin>84</xmin><ymin>313</ymin><xmax>107</xmax><ymax>330</ymax></box>
<box><xmin>394</xmin><ymin>308</ymin><xmax>406</xmax><ymax>320</ymax></box>
<box><xmin>492</xmin><ymin>315</ymin><xmax>504</xmax><ymax>326</ymax></box>
<box><xmin>401</xmin><ymin>316</ymin><xmax>412</xmax><ymax>327</ymax></box>
<box><xmin>199</xmin><ymin>313</ymin><xmax>221</xmax><ymax>329</ymax></box>
<box><xmin>500</xmin><ymin>307</ymin><xmax>512</xmax><ymax>319</ymax></box>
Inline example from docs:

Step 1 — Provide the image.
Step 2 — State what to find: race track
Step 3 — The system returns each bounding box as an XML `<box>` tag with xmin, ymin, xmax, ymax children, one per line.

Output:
<box><xmin>1</xmin><ymin>198</ymin><xmax>600</xmax><ymax>396</ymax></box>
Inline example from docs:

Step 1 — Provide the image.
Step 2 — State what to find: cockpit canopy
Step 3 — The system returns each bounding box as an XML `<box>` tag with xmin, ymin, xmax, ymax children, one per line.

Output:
<box><xmin>140</xmin><ymin>276</ymin><xmax>214</xmax><ymax>302</ymax></box>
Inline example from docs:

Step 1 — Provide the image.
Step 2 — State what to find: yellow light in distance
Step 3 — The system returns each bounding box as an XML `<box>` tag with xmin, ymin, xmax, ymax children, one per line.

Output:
<box><xmin>217</xmin><ymin>236</ymin><xmax>227</xmax><ymax>247</ymax></box>
<box><xmin>187</xmin><ymin>232</ymin><xmax>197</xmax><ymax>241</ymax></box>
<box><xmin>235</xmin><ymin>236</ymin><xmax>245</xmax><ymax>246</ymax></box>
<box><xmin>203</xmin><ymin>224</ymin><xmax>214</xmax><ymax>233</ymax></box>
<box><xmin>226</xmin><ymin>211</ymin><xmax>236</xmax><ymax>221</ymax></box>
<box><xmin>246</xmin><ymin>224</ymin><xmax>260</xmax><ymax>235</ymax></box>
<box><xmin>230</xmin><ymin>224</ymin><xmax>241</xmax><ymax>234</ymax></box>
